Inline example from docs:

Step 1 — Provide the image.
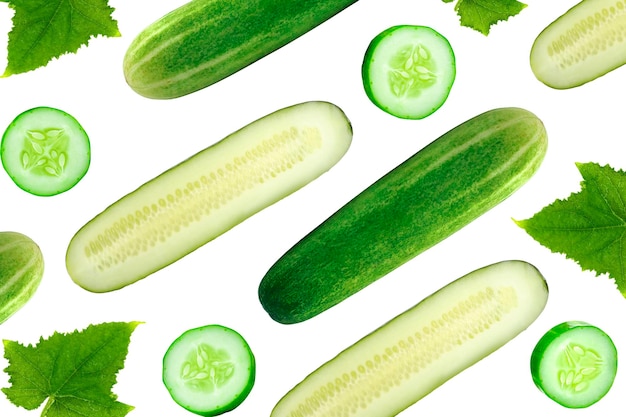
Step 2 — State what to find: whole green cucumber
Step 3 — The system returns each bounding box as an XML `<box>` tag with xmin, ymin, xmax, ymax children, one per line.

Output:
<box><xmin>0</xmin><ymin>231</ymin><xmax>44</xmax><ymax>324</ymax></box>
<box><xmin>259</xmin><ymin>107</ymin><xmax>548</xmax><ymax>324</ymax></box>
<box><xmin>123</xmin><ymin>0</ymin><xmax>360</xmax><ymax>99</ymax></box>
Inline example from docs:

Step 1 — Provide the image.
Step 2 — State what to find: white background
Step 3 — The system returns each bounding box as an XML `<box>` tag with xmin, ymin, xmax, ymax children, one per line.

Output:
<box><xmin>1</xmin><ymin>0</ymin><xmax>625</xmax><ymax>416</ymax></box>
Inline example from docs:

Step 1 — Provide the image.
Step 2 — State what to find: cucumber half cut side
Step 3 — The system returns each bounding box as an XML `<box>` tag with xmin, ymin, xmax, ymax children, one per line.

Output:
<box><xmin>66</xmin><ymin>101</ymin><xmax>352</xmax><ymax>293</ymax></box>
<box><xmin>270</xmin><ymin>260</ymin><xmax>549</xmax><ymax>417</ymax></box>
<box><xmin>530</xmin><ymin>0</ymin><xmax>626</xmax><ymax>89</ymax></box>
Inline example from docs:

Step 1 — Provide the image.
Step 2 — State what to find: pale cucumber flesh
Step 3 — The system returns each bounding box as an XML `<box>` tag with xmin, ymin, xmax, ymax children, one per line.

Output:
<box><xmin>163</xmin><ymin>324</ymin><xmax>255</xmax><ymax>416</ymax></box>
<box><xmin>65</xmin><ymin>101</ymin><xmax>352</xmax><ymax>292</ymax></box>
<box><xmin>270</xmin><ymin>260</ymin><xmax>549</xmax><ymax>417</ymax></box>
<box><xmin>530</xmin><ymin>0</ymin><xmax>626</xmax><ymax>89</ymax></box>
<box><xmin>530</xmin><ymin>321</ymin><xmax>617</xmax><ymax>408</ymax></box>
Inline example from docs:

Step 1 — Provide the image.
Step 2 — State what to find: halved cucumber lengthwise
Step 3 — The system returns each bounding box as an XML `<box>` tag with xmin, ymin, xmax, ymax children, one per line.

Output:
<box><xmin>270</xmin><ymin>260</ymin><xmax>549</xmax><ymax>417</ymax></box>
<box><xmin>66</xmin><ymin>101</ymin><xmax>352</xmax><ymax>292</ymax></box>
<box><xmin>259</xmin><ymin>107</ymin><xmax>548</xmax><ymax>324</ymax></box>
<box><xmin>530</xmin><ymin>0</ymin><xmax>626</xmax><ymax>89</ymax></box>
<box><xmin>123</xmin><ymin>0</ymin><xmax>360</xmax><ymax>99</ymax></box>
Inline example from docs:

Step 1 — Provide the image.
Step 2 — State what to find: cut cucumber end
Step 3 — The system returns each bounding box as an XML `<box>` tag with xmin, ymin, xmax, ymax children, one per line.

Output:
<box><xmin>1</xmin><ymin>106</ymin><xmax>91</xmax><ymax>196</ymax></box>
<box><xmin>362</xmin><ymin>25</ymin><xmax>456</xmax><ymax>119</ymax></box>
<box><xmin>530</xmin><ymin>0</ymin><xmax>626</xmax><ymax>89</ymax></box>
<box><xmin>163</xmin><ymin>324</ymin><xmax>255</xmax><ymax>416</ymax></box>
<box><xmin>531</xmin><ymin>321</ymin><xmax>617</xmax><ymax>408</ymax></box>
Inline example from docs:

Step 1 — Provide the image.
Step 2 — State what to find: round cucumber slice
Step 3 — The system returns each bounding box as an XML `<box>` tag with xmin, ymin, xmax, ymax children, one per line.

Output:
<box><xmin>163</xmin><ymin>324</ymin><xmax>255</xmax><ymax>416</ymax></box>
<box><xmin>530</xmin><ymin>321</ymin><xmax>617</xmax><ymax>409</ymax></box>
<box><xmin>1</xmin><ymin>106</ymin><xmax>91</xmax><ymax>196</ymax></box>
<box><xmin>361</xmin><ymin>25</ymin><xmax>456</xmax><ymax>120</ymax></box>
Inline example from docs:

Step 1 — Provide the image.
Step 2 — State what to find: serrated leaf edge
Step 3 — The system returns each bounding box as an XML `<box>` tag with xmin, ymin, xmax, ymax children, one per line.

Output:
<box><xmin>1</xmin><ymin>322</ymin><xmax>142</xmax><ymax>415</ymax></box>
<box><xmin>513</xmin><ymin>162</ymin><xmax>626</xmax><ymax>297</ymax></box>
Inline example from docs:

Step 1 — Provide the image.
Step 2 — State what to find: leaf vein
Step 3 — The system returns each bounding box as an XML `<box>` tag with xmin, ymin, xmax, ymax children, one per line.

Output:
<box><xmin>51</xmin><ymin>333</ymin><xmax>117</xmax><ymax>396</ymax></box>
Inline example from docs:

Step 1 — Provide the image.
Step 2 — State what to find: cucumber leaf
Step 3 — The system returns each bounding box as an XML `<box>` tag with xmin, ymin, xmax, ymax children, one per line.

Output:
<box><xmin>2</xmin><ymin>322</ymin><xmax>140</xmax><ymax>417</ymax></box>
<box><xmin>515</xmin><ymin>162</ymin><xmax>626</xmax><ymax>296</ymax></box>
<box><xmin>444</xmin><ymin>0</ymin><xmax>527</xmax><ymax>35</ymax></box>
<box><xmin>1</xmin><ymin>0</ymin><xmax>120</xmax><ymax>77</ymax></box>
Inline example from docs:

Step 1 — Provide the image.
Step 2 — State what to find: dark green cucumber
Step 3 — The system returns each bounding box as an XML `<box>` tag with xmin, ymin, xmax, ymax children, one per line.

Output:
<box><xmin>123</xmin><ymin>0</ymin><xmax>360</xmax><ymax>99</ymax></box>
<box><xmin>259</xmin><ymin>107</ymin><xmax>548</xmax><ymax>324</ymax></box>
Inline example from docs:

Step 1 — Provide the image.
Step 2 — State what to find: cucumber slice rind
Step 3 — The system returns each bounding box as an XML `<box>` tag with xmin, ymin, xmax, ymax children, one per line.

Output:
<box><xmin>530</xmin><ymin>321</ymin><xmax>617</xmax><ymax>408</ymax></box>
<box><xmin>163</xmin><ymin>324</ymin><xmax>255</xmax><ymax>416</ymax></box>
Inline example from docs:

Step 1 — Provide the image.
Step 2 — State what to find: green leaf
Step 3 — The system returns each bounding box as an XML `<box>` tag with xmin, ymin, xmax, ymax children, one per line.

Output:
<box><xmin>2</xmin><ymin>0</ymin><xmax>120</xmax><ymax>77</ymax></box>
<box><xmin>515</xmin><ymin>162</ymin><xmax>626</xmax><ymax>296</ymax></box>
<box><xmin>2</xmin><ymin>322</ymin><xmax>141</xmax><ymax>417</ymax></box>
<box><xmin>444</xmin><ymin>0</ymin><xmax>527</xmax><ymax>35</ymax></box>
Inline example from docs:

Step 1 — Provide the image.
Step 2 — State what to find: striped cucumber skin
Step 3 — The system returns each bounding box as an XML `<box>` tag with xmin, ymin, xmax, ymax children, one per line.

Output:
<box><xmin>66</xmin><ymin>101</ymin><xmax>352</xmax><ymax>293</ymax></box>
<box><xmin>123</xmin><ymin>0</ymin><xmax>359</xmax><ymax>99</ymax></box>
<box><xmin>259</xmin><ymin>107</ymin><xmax>548</xmax><ymax>324</ymax></box>
<box><xmin>0</xmin><ymin>232</ymin><xmax>44</xmax><ymax>324</ymax></box>
<box><xmin>270</xmin><ymin>260</ymin><xmax>549</xmax><ymax>417</ymax></box>
<box><xmin>530</xmin><ymin>0</ymin><xmax>626</xmax><ymax>89</ymax></box>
